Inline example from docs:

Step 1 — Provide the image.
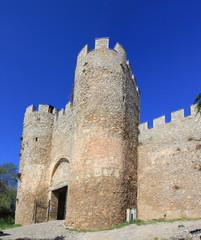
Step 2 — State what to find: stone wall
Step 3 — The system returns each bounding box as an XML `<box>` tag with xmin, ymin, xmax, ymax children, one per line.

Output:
<box><xmin>49</xmin><ymin>102</ymin><xmax>73</xmax><ymax>190</ymax></box>
<box><xmin>138</xmin><ymin>105</ymin><xmax>201</xmax><ymax>220</ymax></box>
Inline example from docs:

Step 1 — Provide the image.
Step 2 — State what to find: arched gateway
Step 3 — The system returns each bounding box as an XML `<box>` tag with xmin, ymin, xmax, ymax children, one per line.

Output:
<box><xmin>49</xmin><ymin>158</ymin><xmax>70</xmax><ymax>220</ymax></box>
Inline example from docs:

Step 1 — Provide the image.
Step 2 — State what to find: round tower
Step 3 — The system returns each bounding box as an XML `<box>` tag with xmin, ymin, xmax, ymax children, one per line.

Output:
<box><xmin>66</xmin><ymin>38</ymin><xmax>140</xmax><ymax>230</ymax></box>
<box><xmin>15</xmin><ymin>104</ymin><xmax>55</xmax><ymax>225</ymax></box>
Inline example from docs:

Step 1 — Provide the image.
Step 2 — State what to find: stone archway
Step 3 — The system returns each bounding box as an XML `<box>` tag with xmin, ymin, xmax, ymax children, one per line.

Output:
<box><xmin>51</xmin><ymin>158</ymin><xmax>70</xmax><ymax>188</ymax></box>
<box><xmin>49</xmin><ymin>158</ymin><xmax>70</xmax><ymax>220</ymax></box>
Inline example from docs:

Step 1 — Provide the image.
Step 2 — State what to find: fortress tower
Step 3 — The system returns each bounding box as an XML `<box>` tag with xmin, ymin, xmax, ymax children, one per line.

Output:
<box><xmin>15</xmin><ymin>105</ymin><xmax>55</xmax><ymax>225</ymax></box>
<box><xmin>66</xmin><ymin>38</ymin><xmax>140</xmax><ymax>229</ymax></box>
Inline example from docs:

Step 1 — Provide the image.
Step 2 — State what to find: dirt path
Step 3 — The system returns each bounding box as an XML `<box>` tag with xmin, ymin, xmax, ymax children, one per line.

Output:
<box><xmin>1</xmin><ymin>219</ymin><xmax>201</xmax><ymax>240</ymax></box>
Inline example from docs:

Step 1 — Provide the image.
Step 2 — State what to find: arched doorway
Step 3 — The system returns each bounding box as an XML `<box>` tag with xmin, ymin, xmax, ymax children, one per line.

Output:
<box><xmin>50</xmin><ymin>158</ymin><xmax>70</xmax><ymax>220</ymax></box>
<box><xmin>52</xmin><ymin>186</ymin><xmax>67</xmax><ymax>220</ymax></box>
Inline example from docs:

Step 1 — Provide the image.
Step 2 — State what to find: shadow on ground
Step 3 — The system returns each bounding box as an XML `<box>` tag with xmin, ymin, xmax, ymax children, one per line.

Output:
<box><xmin>17</xmin><ymin>237</ymin><xmax>65</xmax><ymax>240</ymax></box>
<box><xmin>0</xmin><ymin>236</ymin><xmax>65</xmax><ymax>240</ymax></box>
<box><xmin>0</xmin><ymin>233</ymin><xmax>10</xmax><ymax>236</ymax></box>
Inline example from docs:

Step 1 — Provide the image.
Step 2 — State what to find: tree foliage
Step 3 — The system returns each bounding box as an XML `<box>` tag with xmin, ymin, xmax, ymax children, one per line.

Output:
<box><xmin>0</xmin><ymin>163</ymin><xmax>17</xmax><ymax>218</ymax></box>
<box><xmin>194</xmin><ymin>93</ymin><xmax>201</xmax><ymax>115</ymax></box>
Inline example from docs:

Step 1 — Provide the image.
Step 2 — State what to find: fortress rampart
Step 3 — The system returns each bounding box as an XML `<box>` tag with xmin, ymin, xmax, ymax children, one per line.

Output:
<box><xmin>15</xmin><ymin>38</ymin><xmax>201</xmax><ymax>230</ymax></box>
<box><xmin>138</xmin><ymin>104</ymin><xmax>201</xmax><ymax>220</ymax></box>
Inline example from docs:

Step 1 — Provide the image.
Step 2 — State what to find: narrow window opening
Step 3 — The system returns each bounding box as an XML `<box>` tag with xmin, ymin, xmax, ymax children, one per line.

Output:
<box><xmin>35</xmin><ymin>137</ymin><xmax>38</xmax><ymax>142</ymax></box>
<box><xmin>48</xmin><ymin>105</ymin><xmax>54</xmax><ymax>113</ymax></box>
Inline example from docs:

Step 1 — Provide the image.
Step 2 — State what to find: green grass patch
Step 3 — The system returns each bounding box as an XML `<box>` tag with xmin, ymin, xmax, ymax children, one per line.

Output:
<box><xmin>178</xmin><ymin>224</ymin><xmax>185</xmax><ymax>228</ymax></box>
<box><xmin>0</xmin><ymin>217</ymin><xmax>21</xmax><ymax>230</ymax></box>
<box><xmin>69</xmin><ymin>217</ymin><xmax>200</xmax><ymax>232</ymax></box>
<box><xmin>129</xmin><ymin>217</ymin><xmax>198</xmax><ymax>225</ymax></box>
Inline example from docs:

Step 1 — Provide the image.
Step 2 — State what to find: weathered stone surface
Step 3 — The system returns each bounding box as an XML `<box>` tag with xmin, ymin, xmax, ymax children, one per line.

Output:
<box><xmin>138</xmin><ymin>106</ymin><xmax>201</xmax><ymax>220</ymax></box>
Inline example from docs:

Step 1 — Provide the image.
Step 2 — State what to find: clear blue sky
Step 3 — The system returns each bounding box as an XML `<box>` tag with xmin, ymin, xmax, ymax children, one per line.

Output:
<box><xmin>0</xmin><ymin>0</ymin><xmax>201</xmax><ymax>167</ymax></box>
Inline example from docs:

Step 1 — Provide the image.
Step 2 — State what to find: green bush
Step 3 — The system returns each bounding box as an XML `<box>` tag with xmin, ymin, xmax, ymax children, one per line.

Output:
<box><xmin>0</xmin><ymin>162</ymin><xmax>17</xmax><ymax>219</ymax></box>
<box><xmin>0</xmin><ymin>217</ymin><xmax>20</xmax><ymax>230</ymax></box>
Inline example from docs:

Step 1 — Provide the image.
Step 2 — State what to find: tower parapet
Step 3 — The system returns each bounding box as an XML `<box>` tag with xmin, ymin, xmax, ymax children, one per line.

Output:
<box><xmin>114</xmin><ymin>42</ymin><xmax>127</xmax><ymax>59</ymax></box>
<box><xmin>25</xmin><ymin>104</ymin><xmax>56</xmax><ymax>114</ymax></box>
<box><xmin>77</xmin><ymin>37</ymin><xmax>127</xmax><ymax>66</ymax></box>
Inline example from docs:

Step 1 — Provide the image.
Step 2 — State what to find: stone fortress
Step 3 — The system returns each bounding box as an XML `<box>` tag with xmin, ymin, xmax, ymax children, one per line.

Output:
<box><xmin>15</xmin><ymin>38</ymin><xmax>201</xmax><ymax>230</ymax></box>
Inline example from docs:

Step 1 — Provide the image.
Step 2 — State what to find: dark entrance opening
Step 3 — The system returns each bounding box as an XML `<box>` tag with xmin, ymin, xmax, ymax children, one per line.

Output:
<box><xmin>52</xmin><ymin>186</ymin><xmax>67</xmax><ymax>220</ymax></box>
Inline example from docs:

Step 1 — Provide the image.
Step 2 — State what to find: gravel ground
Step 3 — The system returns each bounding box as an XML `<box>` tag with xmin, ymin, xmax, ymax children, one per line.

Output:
<box><xmin>1</xmin><ymin>219</ymin><xmax>201</xmax><ymax>240</ymax></box>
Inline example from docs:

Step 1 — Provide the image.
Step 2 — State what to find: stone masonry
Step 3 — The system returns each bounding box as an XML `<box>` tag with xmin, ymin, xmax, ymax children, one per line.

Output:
<box><xmin>15</xmin><ymin>38</ymin><xmax>201</xmax><ymax>230</ymax></box>
<box><xmin>138</xmin><ymin>106</ymin><xmax>201</xmax><ymax>220</ymax></box>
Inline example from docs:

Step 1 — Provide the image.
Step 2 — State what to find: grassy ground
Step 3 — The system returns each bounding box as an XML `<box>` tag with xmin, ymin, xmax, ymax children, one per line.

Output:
<box><xmin>0</xmin><ymin>217</ymin><xmax>21</xmax><ymax>230</ymax></box>
<box><xmin>107</xmin><ymin>217</ymin><xmax>200</xmax><ymax>231</ymax></box>
<box><xmin>71</xmin><ymin>217</ymin><xmax>199</xmax><ymax>232</ymax></box>
<box><xmin>0</xmin><ymin>217</ymin><xmax>198</xmax><ymax>232</ymax></box>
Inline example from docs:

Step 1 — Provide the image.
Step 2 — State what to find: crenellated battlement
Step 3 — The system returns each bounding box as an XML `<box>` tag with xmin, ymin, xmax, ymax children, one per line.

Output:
<box><xmin>95</xmin><ymin>37</ymin><xmax>109</xmax><ymax>49</ymax></box>
<box><xmin>54</xmin><ymin>102</ymin><xmax>73</xmax><ymax>122</ymax></box>
<box><xmin>139</xmin><ymin>104</ymin><xmax>198</xmax><ymax>132</ymax></box>
<box><xmin>25</xmin><ymin>104</ymin><xmax>56</xmax><ymax>115</ymax></box>
<box><xmin>25</xmin><ymin>102</ymin><xmax>73</xmax><ymax>122</ymax></box>
<box><xmin>114</xmin><ymin>42</ymin><xmax>126</xmax><ymax>59</ymax></box>
<box><xmin>77</xmin><ymin>37</ymin><xmax>127</xmax><ymax>62</ymax></box>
